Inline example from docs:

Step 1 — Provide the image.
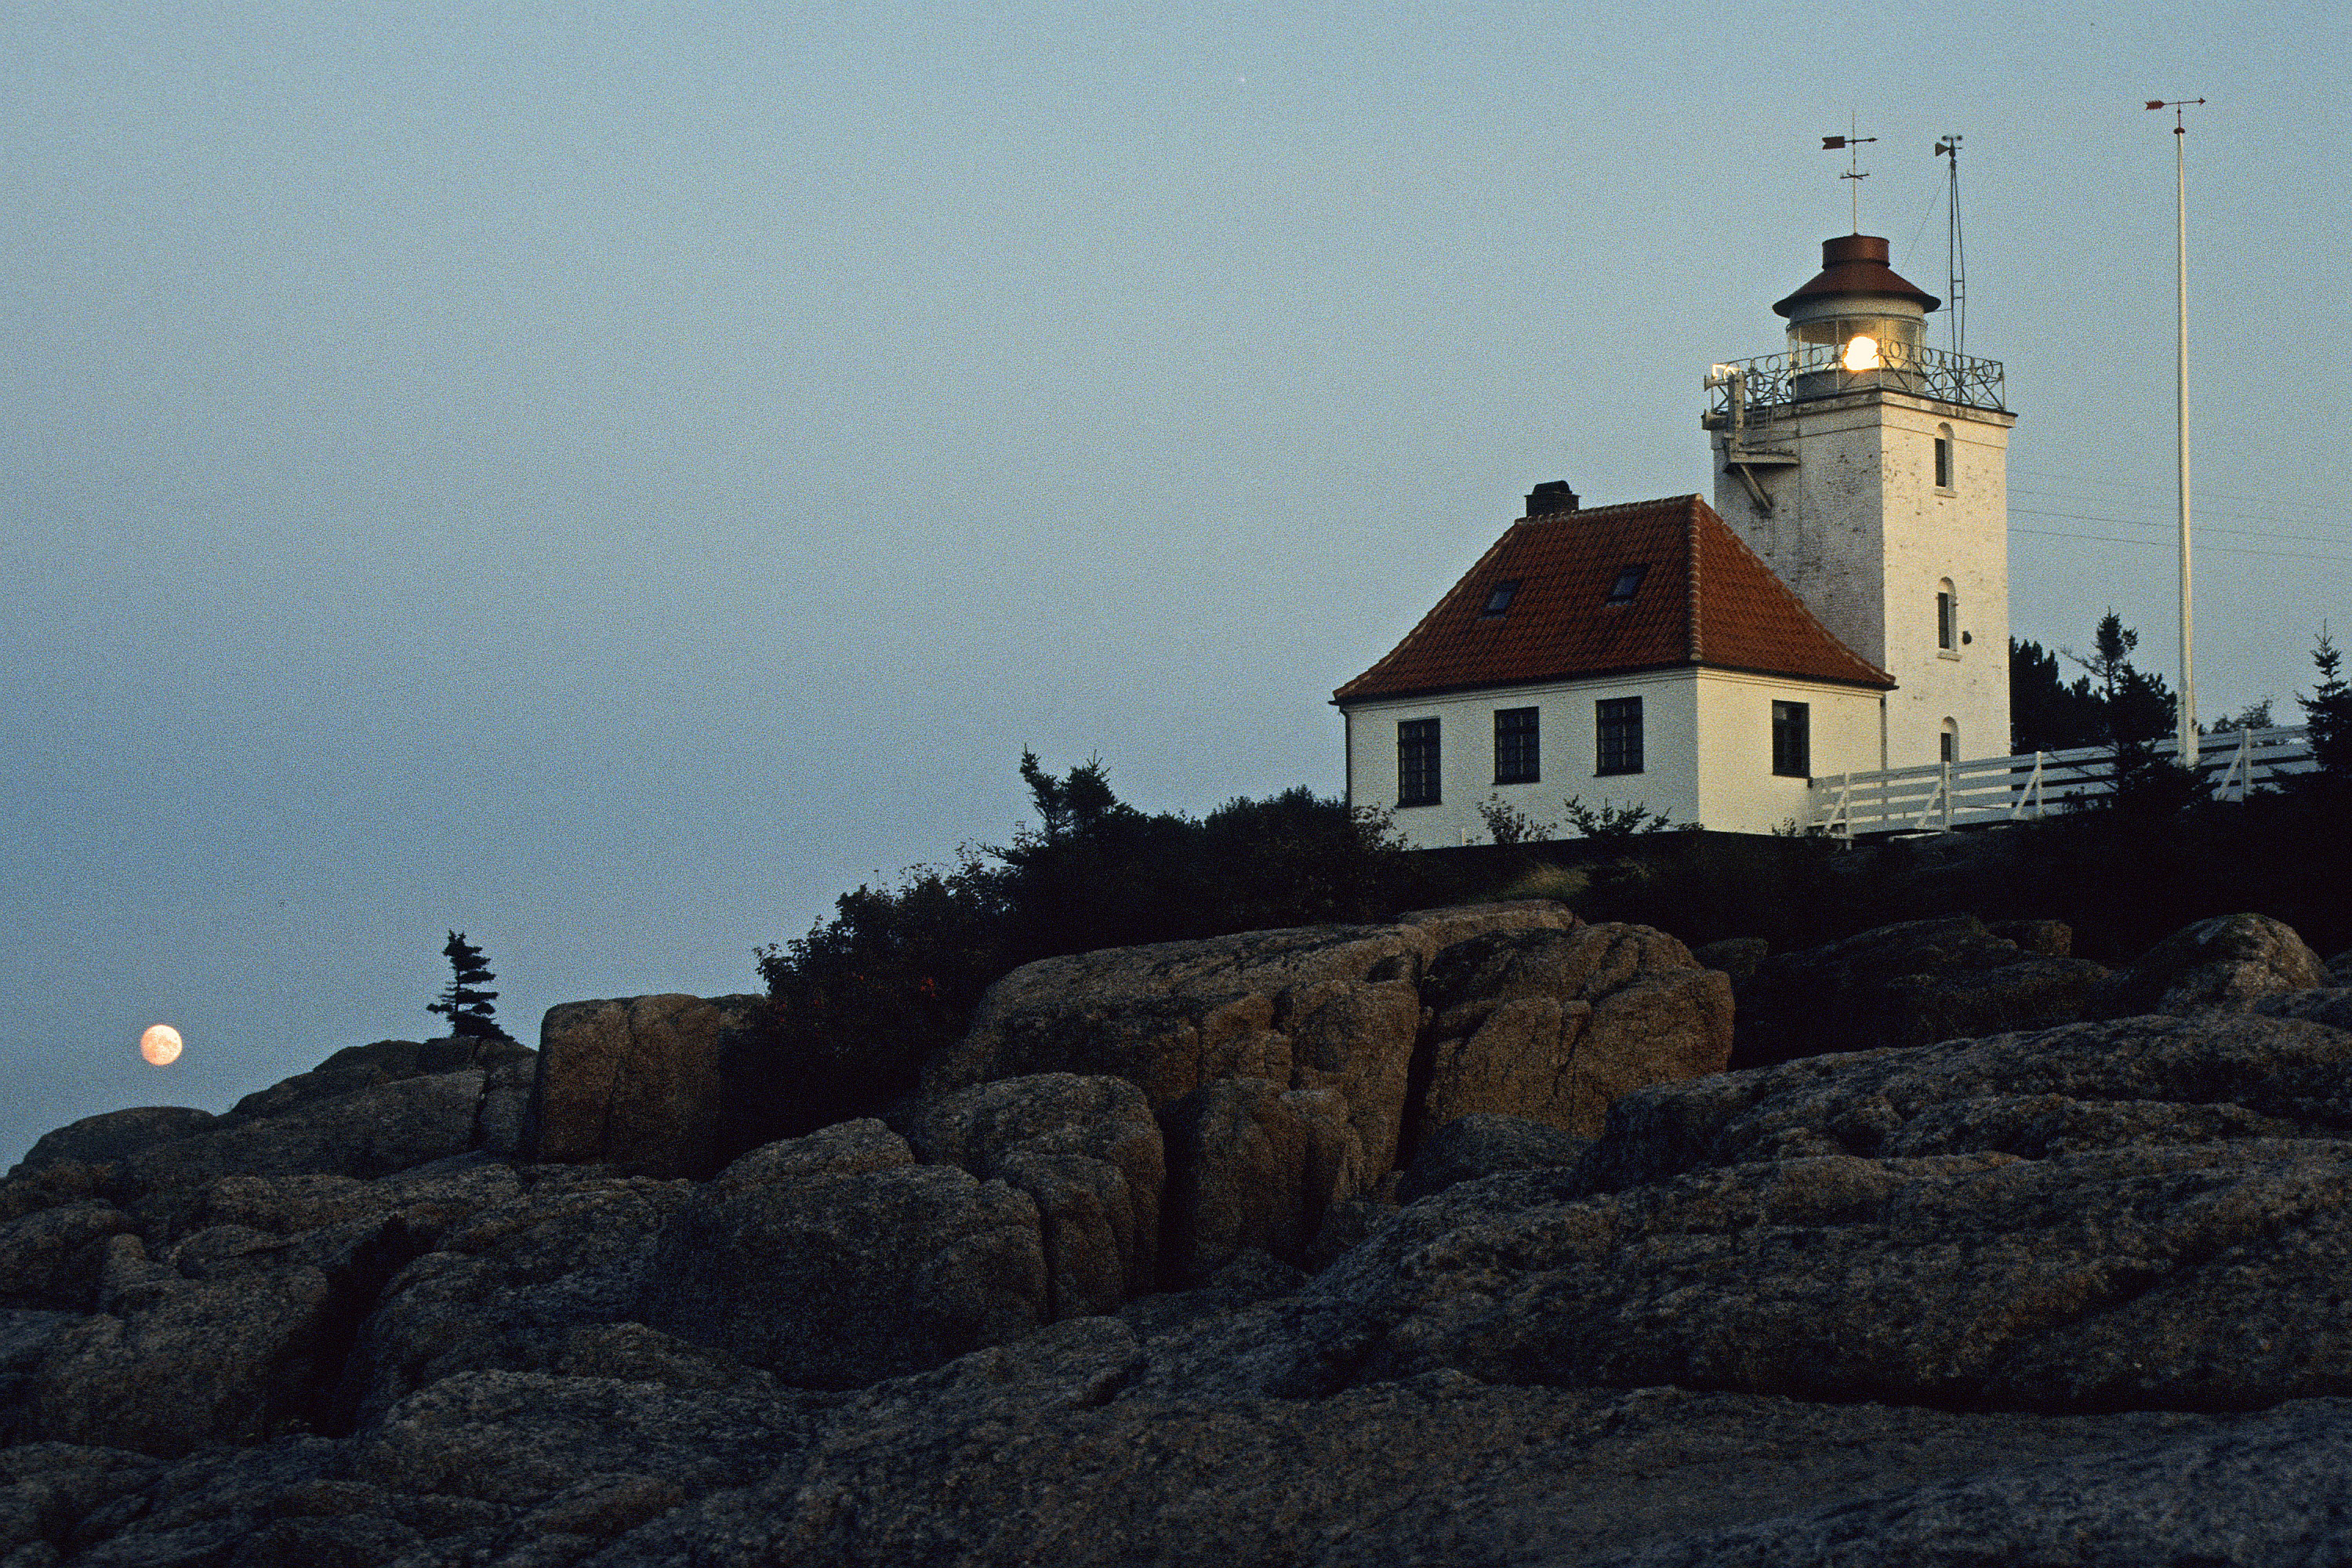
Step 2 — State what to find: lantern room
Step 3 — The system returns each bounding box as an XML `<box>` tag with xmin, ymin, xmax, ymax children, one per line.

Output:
<box><xmin>1774</xmin><ymin>234</ymin><xmax>1940</xmax><ymax>381</ymax></box>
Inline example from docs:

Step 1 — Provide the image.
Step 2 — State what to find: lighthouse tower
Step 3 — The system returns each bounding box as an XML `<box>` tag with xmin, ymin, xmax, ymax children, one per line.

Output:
<box><xmin>1703</xmin><ymin>234</ymin><xmax>2015</xmax><ymax>769</ymax></box>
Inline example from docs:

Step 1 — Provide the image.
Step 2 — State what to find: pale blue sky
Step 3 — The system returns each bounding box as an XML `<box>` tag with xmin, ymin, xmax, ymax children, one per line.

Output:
<box><xmin>5</xmin><ymin>1</ymin><xmax>2347</xmax><ymax>1164</ymax></box>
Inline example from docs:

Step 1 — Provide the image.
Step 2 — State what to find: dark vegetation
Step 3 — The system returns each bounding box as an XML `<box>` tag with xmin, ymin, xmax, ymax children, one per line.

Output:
<box><xmin>729</xmin><ymin>629</ymin><xmax>2352</xmax><ymax>1155</ymax></box>
<box><xmin>731</xmin><ymin>753</ymin><xmax>1450</xmax><ymax>1146</ymax></box>
<box><xmin>426</xmin><ymin>931</ymin><xmax>510</xmax><ymax>1041</ymax></box>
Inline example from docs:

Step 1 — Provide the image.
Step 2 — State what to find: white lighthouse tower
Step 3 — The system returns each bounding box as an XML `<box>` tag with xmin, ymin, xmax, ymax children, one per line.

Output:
<box><xmin>1704</xmin><ymin>234</ymin><xmax>2015</xmax><ymax>769</ymax></box>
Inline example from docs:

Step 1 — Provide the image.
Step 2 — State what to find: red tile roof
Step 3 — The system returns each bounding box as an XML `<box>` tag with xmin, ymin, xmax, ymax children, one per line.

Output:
<box><xmin>1332</xmin><ymin>495</ymin><xmax>1894</xmax><ymax>705</ymax></box>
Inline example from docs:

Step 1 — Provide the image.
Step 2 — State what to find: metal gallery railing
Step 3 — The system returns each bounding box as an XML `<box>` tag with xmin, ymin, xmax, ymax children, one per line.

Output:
<box><xmin>1806</xmin><ymin>725</ymin><xmax>2317</xmax><ymax>838</ymax></box>
<box><xmin>1706</xmin><ymin>342</ymin><xmax>2008</xmax><ymax>422</ymax></box>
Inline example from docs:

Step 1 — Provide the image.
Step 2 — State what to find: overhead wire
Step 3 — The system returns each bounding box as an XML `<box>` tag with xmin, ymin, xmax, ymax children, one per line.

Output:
<box><xmin>2009</xmin><ymin>466</ymin><xmax>2352</xmax><ymax>565</ymax></box>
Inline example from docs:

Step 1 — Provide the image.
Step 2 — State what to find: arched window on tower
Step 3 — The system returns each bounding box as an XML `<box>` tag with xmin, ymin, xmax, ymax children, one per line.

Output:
<box><xmin>1936</xmin><ymin>579</ymin><xmax>1959</xmax><ymax>655</ymax></box>
<box><xmin>1934</xmin><ymin>423</ymin><xmax>1956</xmax><ymax>492</ymax></box>
<box><xmin>1940</xmin><ymin>719</ymin><xmax>1959</xmax><ymax>764</ymax></box>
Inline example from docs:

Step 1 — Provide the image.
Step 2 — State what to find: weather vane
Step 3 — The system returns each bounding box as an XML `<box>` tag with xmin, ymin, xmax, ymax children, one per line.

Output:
<box><xmin>1821</xmin><ymin>118</ymin><xmax>1877</xmax><ymax>233</ymax></box>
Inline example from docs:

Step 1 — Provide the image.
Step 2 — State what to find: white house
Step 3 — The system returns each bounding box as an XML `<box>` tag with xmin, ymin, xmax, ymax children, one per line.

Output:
<box><xmin>1334</xmin><ymin>232</ymin><xmax>2015</xmax><ymax>846</ymax></box>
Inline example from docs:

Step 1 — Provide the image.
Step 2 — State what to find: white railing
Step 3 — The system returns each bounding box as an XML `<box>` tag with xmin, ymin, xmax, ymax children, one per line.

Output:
<box><xmin>1806</xmin><ymin>726</ymin><xmax>2317</xmax><ymax>838</ymax></box>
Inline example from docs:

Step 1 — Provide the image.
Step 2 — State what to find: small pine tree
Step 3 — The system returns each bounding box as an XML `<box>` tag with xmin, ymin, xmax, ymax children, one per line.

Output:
<box><xmin>427</xmin><ymin>931</ymin><xmax>509</xmax><ymax>1040</ymax></box>
<box><xmin>2064</xmin><ymin>611</ymin><xmax>2178</xmax><ymax>798</ymax></box>
<box><xmin>2301</xmin><ymin>627</ymin><xmax>2352</xmax><ymax>779</ymax></box>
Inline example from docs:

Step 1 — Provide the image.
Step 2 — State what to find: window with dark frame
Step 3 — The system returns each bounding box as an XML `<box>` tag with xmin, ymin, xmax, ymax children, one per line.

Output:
<box><xmin>1772</xmin><ymin>701</ymin><xmax>1810</xmax><ymax>778</ymax></box>
<box><xmin>1480</xmin><ymin>579</ymin><xmax>1521</xmax><ymax>618</ymax></box>
<box><xmin>1936</xmin><ymin>588</ymin><xmax>1957</xmax><ymax>651</ymax></box>
<box><xmin>1595</xmin><ymin>696</ymin><xmax>1643</xmax><ymax>775</ymax></box>
<box><xmin>1494</xmin><ymin>706</ymin><xmax>1540</xmax><ymax>784</ymax></box>
<box><xmin>1934</xmin><ymin>434</ymin><xmax>1954</xmax><ymax>489</ymax></box>
<box><xmin>1397</xmin><ymin>718</ymin><xmax>1440</xmax><ymax>806</ymax></box>
<box><xmin>1605</xmin><ymin>564</ymin><xmax>1649</xmax><ymax>604</ymax></box>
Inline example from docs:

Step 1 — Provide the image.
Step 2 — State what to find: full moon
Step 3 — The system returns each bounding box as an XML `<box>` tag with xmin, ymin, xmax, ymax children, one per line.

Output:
<box><xmin>139</xmin><ymin>1024</ymin><xmax>183</xmax><ymax>1067</ymax></box>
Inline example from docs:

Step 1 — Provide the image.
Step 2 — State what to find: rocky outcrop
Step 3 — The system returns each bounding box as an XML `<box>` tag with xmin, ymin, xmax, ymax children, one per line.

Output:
<box><xmin>10</xmin><ymin>907</ymin><xmax>2352</xmax><ymax>1566</ymax></box>
<box><xmin>895</xmin><ymin>1074</ymin><xmax>1163</xmax><ymax>1312</ymax></box>
<box><xmin>1301</xmin><ymin>1139</ymin><xmax>2352</xmax><ymax>1411</ymax></box>
<box><xmin>924</xmin><ymin>924</ymin><xmax>1427</xmax><ymax>1173</ymax></box>
<box><xmin>1412</xmin><ymin>924</ymin><xmax>1732</xmax><ymax>1143</ymax></box>
<box><xmin>1607</xmin><ymin>1398</ymin><xmax>2352</xmax><ymax>1568</ymax></box>
<box><xmin>1160</xmin><ymin>1079</ymin><xmax>1359</xmax><ymax>1282</ymax></box>
<box><xmin>8</xmin><ymin>1108</ymin><xmax>217</xmax><ymax>1178</ymax></box>
<box><xmin>2085</xmin><ymin>910</ymin><xmax>2328</xmax><ymax>1018</ymax></box>
<box><xmin>524</xmin><ymin>993</ymin><xmax>770</xmax><ymax>1178</ymax></box>
<box><xmin>339</xmin><ymin>1166</ymin><xmax>677</xmax><ymax>1425</ymax></box>
<box><xmin>1396</xmin><ymin>1112</ymin><xmax>1592</xmax><ymax>1203</ymax></box>
<box><xmin>1584</xmin><ymin>1009</ymin><xmax>2352</xmax><ymax>1188</ymax></box>
<box><xmin>0</xmin><ymin>1204</ymin><xmax>135</xmax><ymax>1312</ymax></box>
<box><xmin>917</xmin><ymin>907</ymin><xmax>1715</xmax><ymax>1288</ymax></box>
<box><xmin>639</xmin><ymin>1121</ymin><xmax>1047</xmax><ymax>1388</ymax></box>
<box><xmin>1730</xmin><ymin>914</ymin><xmax>2110</xmax><ymax>1068</ymax></box>
<box><xmin>6</xmin><ymin>1039</ymin><xmax>537</xmax><ymax>1235</ymax></box>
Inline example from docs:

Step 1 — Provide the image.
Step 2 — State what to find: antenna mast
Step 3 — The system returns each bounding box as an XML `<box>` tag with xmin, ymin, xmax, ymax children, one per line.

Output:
<box><xmin>1934</xmin><ymin>134</ymin><xmax>1965</xmax><ymax>358</ymax></box>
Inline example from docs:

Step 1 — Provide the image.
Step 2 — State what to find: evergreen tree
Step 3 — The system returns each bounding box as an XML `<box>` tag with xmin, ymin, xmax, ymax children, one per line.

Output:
<box><xmin>2009</xmin><ymin>637</ymin><xmax>2104</xmax><ymax>753</ymax></box>
<box><xmin>2063</xmin><ymin>612</ymin><xmax>2186</xmax><ymax>810</ymax></box>
<box><xmin>2300</xmin><ymin>627</ymin><xmax>2352</xmax><ymax>779</ymax></box>
<box><xmin>428</xmin><ymin>931</ymin><xmax>509</xmax><ymax>1040</ymax></box>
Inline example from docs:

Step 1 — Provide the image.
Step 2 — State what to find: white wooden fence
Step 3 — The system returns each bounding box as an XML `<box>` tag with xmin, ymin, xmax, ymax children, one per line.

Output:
<box><xmin>1806</xmin><ymin>726</ymin><xmax>2318</xmax><ymax>838</ymax></box>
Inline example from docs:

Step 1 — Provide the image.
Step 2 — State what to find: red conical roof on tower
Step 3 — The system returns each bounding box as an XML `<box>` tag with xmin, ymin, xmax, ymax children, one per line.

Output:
<box><xmin>1773</xmin><ymin>234</ymin><xmax>1940</xmax><ymax>318</ymax></box>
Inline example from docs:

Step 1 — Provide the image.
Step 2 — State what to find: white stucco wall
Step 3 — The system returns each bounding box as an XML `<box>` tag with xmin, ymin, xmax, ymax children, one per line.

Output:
<box><xmin>1689</xmin><ymin>668</ymin><xmax>1883</xmax><ymax>833</ymax></box>
<box><xmin>1341</xmin><ymin>667</ymin><xmax>1884</xmax><ymax>846</ymax></box>
<box><xmin>1343</xmin><ymin>673</ymin><xmax>1699</xmax><ymax>848</ymax></box>
<box><xmin>1711</xmin><ymin>385</ymin><xmax>2013</xmax><ymax>767</ymax></box>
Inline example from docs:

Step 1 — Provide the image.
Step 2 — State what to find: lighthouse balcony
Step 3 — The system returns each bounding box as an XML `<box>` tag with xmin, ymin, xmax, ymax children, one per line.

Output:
<box><xmin>1704</xmin><ymin>342</ymin><xmax>2007</xmax><ymax>423</ymax></box>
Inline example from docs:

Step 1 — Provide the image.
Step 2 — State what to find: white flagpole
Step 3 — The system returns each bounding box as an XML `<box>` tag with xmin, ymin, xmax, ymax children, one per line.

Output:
<box><xmin>2151</xmin><ymin>98</ymin><xmax>2205</xmax><ymax>765</ymax></box>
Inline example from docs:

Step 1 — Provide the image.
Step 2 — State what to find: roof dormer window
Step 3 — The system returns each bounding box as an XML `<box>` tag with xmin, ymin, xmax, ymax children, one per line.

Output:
<box><xmin>1606</xmin><ymin>564</ymin><xmax>1649</xmax><ymax>604</ymax></box>
<box><xmin>1480</xmin><ymin>579</ymin><xmax>1521</xmax><ymax>618</ymax></box>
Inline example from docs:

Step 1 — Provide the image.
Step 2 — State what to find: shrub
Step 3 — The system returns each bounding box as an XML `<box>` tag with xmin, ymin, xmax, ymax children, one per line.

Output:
<box><xmin>732</xmin><ymin>755</ymin><xmax>1424</xmax><ymax>1154</ymax></box>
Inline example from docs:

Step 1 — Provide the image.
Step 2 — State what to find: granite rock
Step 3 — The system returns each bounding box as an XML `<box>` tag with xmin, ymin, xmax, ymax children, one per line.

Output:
<box><xmin>524</xmin><ymin>994</ymin><xmax>770</xmax><ymax>1179</ymax></box>
<box><xmin>640</xmin><ymin>1123</ymin><xmax>1046</xmax><ymax>1388</ymax></box>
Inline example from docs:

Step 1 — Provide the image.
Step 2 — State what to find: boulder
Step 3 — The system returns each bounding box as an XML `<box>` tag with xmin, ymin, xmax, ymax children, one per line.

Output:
<box><xmin>1312</xmin><ymin>1139</ymin><xmax>2352</xmax><ymax>1413</ymax></box>
<box><xmin>115</xmin><ymin>1070</ymin><xmax>494</xmax><ymax>1202</ymax></box>
<box><xmin>1412</xmin><ymin>924</ymin><xmax>1733</xmax><ymax>1145</ymax></box>
<box><xmin>925</xmin><ymin>926</ymin><xmax>1423</xmax><ymax>1157</ymax></box>
<box><xmin>29</xmin><ymin>1236</ymin><xmax>344</xmax><ymax>1457</ymax></box>
<box><xmin>1689</xmin><ymin>935</ymin><xmax>1769</xmax><ymax>981</ymax></box>
<box><xmin>573</xmin><ymin>1315</ymin><xmax>2306</xmax><ymax>1568</ymax></box>
<box><xmin>222</xmin><ymin>1036</ymin><xmax>530</xmax><ymax>1125</ymax></box>
<box><xmin>1730</xmin><ymin>915</ymin><xmax>2107</xmax><ymax>1068</ymax></box>
<box><xmin>524</xmin><ymin>993</ymin><xmax>770</xmax><ymax>1178</ymax></box>
<box><xmin>2088</xmin><ymin>912</ymin><xmax>2329</xmax><ymax>1018</ymax></box>
<box><xmin>1390</xmin><ymin>899</ymin><xmax>1581</xmax><ymax>953</ymax></box>
<box><xmin>641</xmin><ymin>1122</ymin><xmax>1046</xmax><ymax>1388</ymax></box>
<box><xmin>0</xmin><ymin>1312</ymin><xmax>82</xmax><ymax>1446</ymax></box>
<box><xmin>1609</xmin><ymin>1398</ymin><xmax>2352</xmax><ymax>1568</ymax></box>
<box><xmin>191</xmin><ymin>1163</ymin><xmax>523</xmax><ymax>1249</ymax></box>
<box><xmin>1584</xmin><ymin>1011</ymin><xmax>2352</xmax><ymax>1191</ymax></box>
<box><xmin>897</xmin><ymin>1074</ymin><xmax>1163</xmax><ymax>1315</ymax></box>
<box><xmin>7</xmin><ymin>1108</ymin><xmax>216</xmax><ymax>1179</ymax></box>
<box><xmin>2258</xmin><ymin>987</ymin><xmax>2352</xmax><ymax>1033</ymax></box>
<box><xmin>0</xmin><ymin>1203</ymin><xmax>135</xmax><ymax>1312</ymax></box>
<box><xmin>924</xmin><ymin>906</ymin><xmax>1573</xmax><ymax>1189</ymax></box>
<box><xmin>1396</xmin><ymin>1113</ymin><xmax>1592</xmax><ymax>1204</ymax></box>
<box><xmin>340</xmin><ymin>1170</ymin><xmax>695</xmax><ymax>1425</ymax></box>
<box><xmin>1160</xmin><ymin>1079</ymin><xmax>1359</xmax><ymax>1283</ymax></box>
<box><xmin>350</xmin><ymin>1369</ymin><xmax>829</xmax><ymax>1510</ymax></box>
